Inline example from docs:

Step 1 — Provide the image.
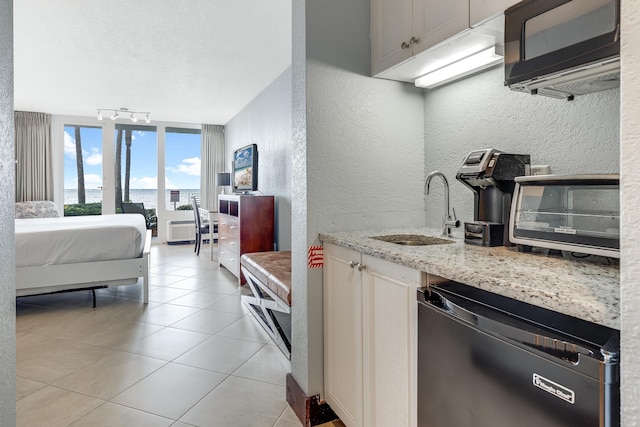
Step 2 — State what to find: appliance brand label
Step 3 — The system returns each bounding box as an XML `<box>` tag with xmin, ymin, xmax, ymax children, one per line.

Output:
<box><xmin>554</xmin><ymin>226</ymin><xmax>577</xmax><ymax>235</ymax></box>
<box><xmin>533</xmin><ymin>374</ymin><xmax>575</xmax><ymax>404</ymax></box>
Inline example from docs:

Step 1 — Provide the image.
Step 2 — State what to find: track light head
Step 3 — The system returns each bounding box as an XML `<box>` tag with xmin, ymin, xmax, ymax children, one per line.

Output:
<box><xmin>100</xmin><ymin>107</ymin><xmax>149</xmax><ymax>123</ymax></box>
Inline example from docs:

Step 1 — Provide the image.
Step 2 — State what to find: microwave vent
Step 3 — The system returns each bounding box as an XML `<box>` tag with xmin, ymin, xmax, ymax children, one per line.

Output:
<box><xmin>536</xmin><ymin>72</ymin><xmax>619</xmax><ymax>99</ymax></box>
<box><xmin>508</xmin><ymin>57</ymin><xmax>620</xmax><ymax>100</ymax></box>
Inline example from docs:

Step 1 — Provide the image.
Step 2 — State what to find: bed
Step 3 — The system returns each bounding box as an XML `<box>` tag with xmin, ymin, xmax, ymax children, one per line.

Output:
<box><xmin>15</xmin><ymin>213</ymin><xmax>151</xmax><ymax>304</ymax></box>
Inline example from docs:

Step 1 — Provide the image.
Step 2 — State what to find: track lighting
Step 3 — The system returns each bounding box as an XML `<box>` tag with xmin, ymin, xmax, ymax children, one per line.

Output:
<box><xmin>97</xmin><ymin>107</ymin><xmax>151</xmax><ymax>123</ymax></box>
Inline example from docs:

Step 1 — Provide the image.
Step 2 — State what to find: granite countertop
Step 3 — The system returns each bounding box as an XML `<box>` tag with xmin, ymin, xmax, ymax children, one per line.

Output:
<box><xmin>319</xmin><ymin>227</ymin><xmax>620</xmax><ymax>330</ymax></box>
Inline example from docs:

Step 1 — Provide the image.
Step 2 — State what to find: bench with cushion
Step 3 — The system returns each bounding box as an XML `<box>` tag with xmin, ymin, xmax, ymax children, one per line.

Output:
<box><xmin>240</xmin><ymin>251</ymin><xmax>291</xmax><ymax>359</ymax></box>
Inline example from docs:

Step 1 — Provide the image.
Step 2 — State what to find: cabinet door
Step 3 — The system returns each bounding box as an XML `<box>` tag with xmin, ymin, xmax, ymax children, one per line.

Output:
<box><xmin>412</xmin><ymin>0</ymin><xmax>469</xmax><ymax>56</ymax></box>
<box><xmin>371</xmin><ymin>0</ymin><xmax>414</xmax><ymax>76</ymax></box>
<box><xmin>362</xmin><ymin>255</ymin><xmax>420</xmax><ymax>427</ymax></box>
<box><xmin>470</xmin><ymin>0</ymin><xmax>517</xmax><ymax>27</ymax></box>
<box><xmin>323</xmin><ymin>243</ymin><xmax>363</xmax><ymax>427</ymax></box>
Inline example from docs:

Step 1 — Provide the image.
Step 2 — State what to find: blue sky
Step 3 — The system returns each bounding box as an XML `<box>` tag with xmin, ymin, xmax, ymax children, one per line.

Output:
<box><xmin>64</xmin><ymin>126</ymin><xmax>201</xmax><ymax>190</ymax></box>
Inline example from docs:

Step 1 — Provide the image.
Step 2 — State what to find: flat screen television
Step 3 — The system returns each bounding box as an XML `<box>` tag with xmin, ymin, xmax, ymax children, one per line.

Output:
<box><xmin>232</xmin><ymin>144</ymin><xmax>258</xmax><ymax>193</ymax></box>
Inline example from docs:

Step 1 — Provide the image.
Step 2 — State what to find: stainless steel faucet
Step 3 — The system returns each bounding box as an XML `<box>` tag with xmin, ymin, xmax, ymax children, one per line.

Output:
<box><xmin>424</xmin><ymin>171</ymin><xmax>459</xmax><ymax>237</ymax></box>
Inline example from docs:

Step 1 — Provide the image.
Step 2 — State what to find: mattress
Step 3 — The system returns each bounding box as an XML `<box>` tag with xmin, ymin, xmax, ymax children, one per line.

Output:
<box><xmin>15</xmin><ymin>214</ymin><xmax>147</xmax><ymax>268</ymax></box>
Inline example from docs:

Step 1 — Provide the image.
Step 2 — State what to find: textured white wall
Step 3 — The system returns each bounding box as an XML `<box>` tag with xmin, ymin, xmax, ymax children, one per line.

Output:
<box><xmin>423</xmin><ymin>66</ymin><xmax>620</xmax><ymax>232</ymax></box>
<box><xmin>291</xmin><ymin>0</ymin><xmax>311</xmax><ymax>395</ymax></box>
<box><xmin>293</xmin><ymin>0</ymin><xmax>425</xmax><ymax>397</ymax></box>
<box><xmin>224</xmin><ymin>68</ymin><xmax>293</xmax><ymax>251</ymax></box>
<box><xmin>0</xmin><ymin>0</ymin><xmax>16</xmax><ymax>423</ymax></box>
<box><xmin>307</xmin><ymin>62</ymin><xmax>426</xmax><ymax>234</ymax></box>
<box><xmin>620</xmin><ymin>0</ymin><xmax>640</xmax><ymax>423</ymax></box>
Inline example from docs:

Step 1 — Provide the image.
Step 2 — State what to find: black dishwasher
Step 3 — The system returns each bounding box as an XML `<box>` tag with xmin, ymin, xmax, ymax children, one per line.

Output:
<box><xmin>417</xmin><ymin>282</ymin><xmax>620</xmax><ymax>427</ymax></box>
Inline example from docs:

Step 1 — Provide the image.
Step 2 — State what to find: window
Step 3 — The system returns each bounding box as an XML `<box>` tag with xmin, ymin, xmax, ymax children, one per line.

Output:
<box><xmin>114</xmin><ymin>124</ymin><xmax>158</xmax><ymax>211</ymax></box>
<box><xmin>63</xmin><ymin>125</ymin><xmax>102</xmax><ymax>216</ymax></box>
<box><xmin>165</xmin><ymin>127</ymin><xmax>202</xmax><ymax>211</ymax></box>
<box><xmin>56</xmin><ymin>118</ymin><xmax>203</xmax><ymax>241</ymax></box>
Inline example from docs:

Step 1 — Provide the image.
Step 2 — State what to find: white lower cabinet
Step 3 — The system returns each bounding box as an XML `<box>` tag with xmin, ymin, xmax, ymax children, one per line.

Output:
<box><xmin>323</xmin><ymin>243</ymin><xmax>420</xmax><ymax>427</ymax></box>
<box><xmin>323</xmin><ymin>243</ymin><xmax>362</xmax><ymax>427</ymax></box>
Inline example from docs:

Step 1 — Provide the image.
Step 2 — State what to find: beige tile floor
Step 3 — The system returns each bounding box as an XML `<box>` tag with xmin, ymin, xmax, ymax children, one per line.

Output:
<box><xmin>16</xmin><ymin>243</ymin><xmax>304</xmax><ymax>427</ymax></box>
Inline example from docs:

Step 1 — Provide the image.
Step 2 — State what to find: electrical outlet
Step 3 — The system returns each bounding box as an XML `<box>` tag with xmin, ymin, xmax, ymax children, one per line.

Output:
<box><xmin>531</xmin><ymin>165</ymin><xmax>551</xmax><ymax>175</ymax></box>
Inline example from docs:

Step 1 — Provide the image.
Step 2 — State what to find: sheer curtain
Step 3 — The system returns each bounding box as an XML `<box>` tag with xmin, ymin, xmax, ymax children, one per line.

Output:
<box><xmin>14</xmin><ymin>111</ymin><xmax>53</xmax><ymax>202</ymax></box>
<box><xmin>200</xmin><ymin>124</ymin><xmax>225</xmax><ymax>210</ymax></box>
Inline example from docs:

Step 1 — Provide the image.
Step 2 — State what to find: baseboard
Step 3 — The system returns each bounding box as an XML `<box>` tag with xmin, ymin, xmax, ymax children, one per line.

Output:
<box><xmin>286</xmin><ymin>373</ymin><xmax>339</xmax><ymax>427</ymax></box>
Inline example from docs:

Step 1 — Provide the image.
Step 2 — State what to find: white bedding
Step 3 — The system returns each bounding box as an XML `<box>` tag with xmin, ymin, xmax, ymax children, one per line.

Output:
<box><xmin>15</xmin><ymin>214</ymin><xmax>147</xmax><ymax>268</ymax></box>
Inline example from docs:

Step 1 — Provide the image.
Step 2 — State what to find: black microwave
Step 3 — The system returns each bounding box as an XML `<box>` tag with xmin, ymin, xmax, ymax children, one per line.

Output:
<box><xmin>504</xmin><ymin>0</ymin><xmax>620</xmax><ymax>100</ymax></box>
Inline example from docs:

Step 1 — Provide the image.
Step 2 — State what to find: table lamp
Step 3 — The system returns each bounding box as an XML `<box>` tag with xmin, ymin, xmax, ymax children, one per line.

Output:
<box><xmin>216</xmin><ymin>172</ymin><xmax>231</xmax><ymax>195</ymax></box>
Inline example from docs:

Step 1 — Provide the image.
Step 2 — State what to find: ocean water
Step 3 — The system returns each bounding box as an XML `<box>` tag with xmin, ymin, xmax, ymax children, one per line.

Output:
<box><xmin>64</xmin><ymin>189</ymin><xmax>199</xmax><ymax>211</ymax></box>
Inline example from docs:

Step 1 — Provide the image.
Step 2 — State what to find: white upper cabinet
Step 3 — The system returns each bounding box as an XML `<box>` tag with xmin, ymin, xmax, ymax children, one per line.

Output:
<box><xmin>470</xmin><ymin>0</ymin><xmax>519</xmax><ymax>27</ymax></box>
<box><xmin>372</xmin><ymin>0</ymin><xmax>468</xmax><ymax>76</ymax></box>
<box><xmin>371</xmin><ymin>0</ymin><xmax>414</xmax><ymax>76</ymax></box>
<box><xmin>412</xmin><ymin>0</ymin><xmax>469</xmax><ymax>55</ymax></box>
<box><xmin>372</xmin><ymin>0</ymin><xmax>511</xmax><ymax>82</ymax></box>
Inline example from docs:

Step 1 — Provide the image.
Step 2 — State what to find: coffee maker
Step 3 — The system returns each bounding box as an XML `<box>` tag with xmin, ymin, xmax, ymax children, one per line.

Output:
<box><xmin>456</xmin><ymin>149</ymin><xmax>530</xmax><ymax>246</ymax></box>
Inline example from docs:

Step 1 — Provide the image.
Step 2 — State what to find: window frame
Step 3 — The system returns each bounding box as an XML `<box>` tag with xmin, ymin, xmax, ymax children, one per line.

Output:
<box><xmin>52</xmin><ymin>115</ymin><xmax>202</xmax><ymax>240</ymax></box>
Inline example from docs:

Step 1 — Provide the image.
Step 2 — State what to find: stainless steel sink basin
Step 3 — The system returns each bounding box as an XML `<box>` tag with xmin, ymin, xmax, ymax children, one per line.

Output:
<box><xmin>370</xmin><ymin>234</ymin><xmax>454</xmax><ymax>246</ymax></box>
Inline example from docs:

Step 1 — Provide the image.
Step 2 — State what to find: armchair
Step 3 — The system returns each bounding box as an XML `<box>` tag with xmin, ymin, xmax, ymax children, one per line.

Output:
<box><xmin>120</xmin><ymin>202</ymin><xmax>157</xmax><ymax>230</ymax></box>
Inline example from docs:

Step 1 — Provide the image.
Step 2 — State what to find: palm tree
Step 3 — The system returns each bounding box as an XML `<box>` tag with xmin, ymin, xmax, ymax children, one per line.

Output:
<box><xmin>124</xmin><ymin>128</ymin><xmax>132</xmax><ymax>202</ymax></box>
<box><xmin>115</xmin><ymin>128</ymin><xmax>123</xmax><ymax>206</ymax></box>
<box><xmin>74</xmin><ymin>126</ymin><xmax>85</xmax><ymax>204</ymax></box>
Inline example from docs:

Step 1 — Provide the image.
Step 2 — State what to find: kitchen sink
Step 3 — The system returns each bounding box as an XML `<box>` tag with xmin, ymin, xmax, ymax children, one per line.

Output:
<box><xmin>370</xmin><ymin>234</ymin><xmax>454</xmax><ymax>246</ymax></box>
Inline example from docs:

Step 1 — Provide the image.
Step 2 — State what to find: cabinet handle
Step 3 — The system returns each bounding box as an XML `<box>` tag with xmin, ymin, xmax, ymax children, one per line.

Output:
<box><xmin>349</xmin><ymin>261</ymin><xmax>367</xmax><ymax>271</ymax></box>
<box><xmin>410</xmin><ymin>36</ymin><xmax>419</xmax><ymax>45</ymax></box>
<box><xmin>230</xmin><ymin>225</ymin><xmax>236</xmax><ymax>229</ymax></box>
<box><xmin>401</xmin><ymin>41</ymin><xmax>410</xmax><ymax>50</ymax></box>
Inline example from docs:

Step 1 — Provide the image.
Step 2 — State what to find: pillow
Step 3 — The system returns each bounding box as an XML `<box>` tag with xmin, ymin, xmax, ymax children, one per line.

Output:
<box><xmin>15</xmin><ymin>201</ymin><xmax>62</xmax><ymax>219</ymax></box>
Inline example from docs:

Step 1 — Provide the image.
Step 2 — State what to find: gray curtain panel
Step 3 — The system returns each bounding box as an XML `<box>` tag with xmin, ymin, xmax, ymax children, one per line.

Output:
<box><xmin>201</xmin><ymin>124</ymin><xmax>225</xmax><ymax>211</ymax></box>
<box><xmin>14</xmin><ymin>111</ymin><xmax>53</xmax><ymax>202</ymax></box>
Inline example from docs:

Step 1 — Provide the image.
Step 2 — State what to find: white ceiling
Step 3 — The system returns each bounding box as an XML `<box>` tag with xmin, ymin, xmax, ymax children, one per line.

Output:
<box><xmin>13</xmin><ymin>0</ymin><xmax>292</xmax><ymax>125</ymax></box>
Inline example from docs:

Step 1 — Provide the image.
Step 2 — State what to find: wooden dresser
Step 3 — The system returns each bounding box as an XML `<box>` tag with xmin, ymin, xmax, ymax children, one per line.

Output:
<box><xmin>218</xmin><ymin>194</ymin><xmax>274</xmax><ymax>284</ymax></box>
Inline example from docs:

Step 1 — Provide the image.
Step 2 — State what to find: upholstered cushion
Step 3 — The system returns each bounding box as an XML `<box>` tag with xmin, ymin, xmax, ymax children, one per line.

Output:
<box><xmin>241</xmin><ymin>251</ymin><xmax>292</xmax><ymax>306</ymax></box>
<box><xmin>15</xmin><ymin>201</ymin><xmax>61</xmax><ymax>219</ymax></box>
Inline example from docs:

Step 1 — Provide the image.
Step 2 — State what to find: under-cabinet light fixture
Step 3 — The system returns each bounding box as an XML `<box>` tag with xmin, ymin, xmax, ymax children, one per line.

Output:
<box><xmin>97</xmin><ymin>107</ymin><xmax>151</xmax><ymax>123</ymax></box>
<box><xmin>415</xmin><ymin>46</ymin><xmax>503</xmax><ymax>89</ymax></box>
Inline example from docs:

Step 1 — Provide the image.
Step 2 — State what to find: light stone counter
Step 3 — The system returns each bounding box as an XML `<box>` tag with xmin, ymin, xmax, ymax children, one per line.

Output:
<box><xmin>319</xmin><ymin>227</ymin><xmax>620</xmax><ymax>330</ymax></box>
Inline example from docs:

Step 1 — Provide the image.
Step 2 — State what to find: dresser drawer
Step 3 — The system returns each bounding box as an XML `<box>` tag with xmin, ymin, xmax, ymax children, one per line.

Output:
<box><xmin>219</xmin><ymin>245</ymin><xmax>240</xmax><ymax>278</ymax></box>
<box><xmin>218</xmin><ymin>234</ymin><xmax>239</xmax><ymax>250</ymax></box>
<box><xmin>218</xmin><ymin>215</ymin><xmax>239</xmax><ymax>238</ymax></box>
